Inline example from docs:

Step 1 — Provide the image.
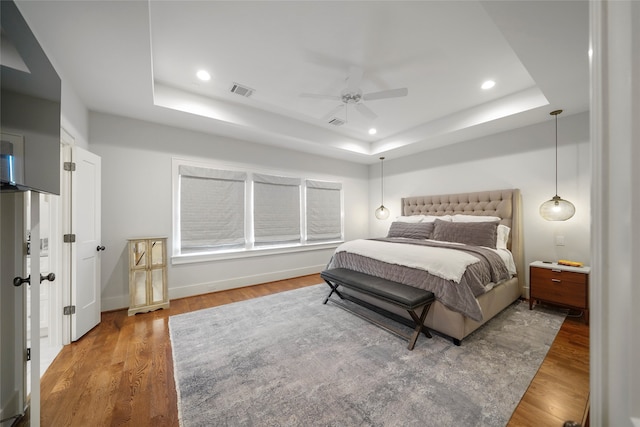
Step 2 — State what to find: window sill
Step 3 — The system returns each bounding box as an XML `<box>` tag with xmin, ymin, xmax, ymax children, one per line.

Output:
<box><xmin>171</xmin><ymin>241</ymin><xmax>343</xmax><ymax>265</ymax></box>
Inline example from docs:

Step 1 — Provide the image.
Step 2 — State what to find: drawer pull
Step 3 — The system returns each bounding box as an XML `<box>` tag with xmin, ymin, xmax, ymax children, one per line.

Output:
<box><xmin>552</xmin><ymin>278</ymin><xmax>561</xmax><ymax>283</ymax></box>
<box><xmin>552</xmin><ymin>269</ymin><xmax>562</xmax><ymax>273</ymax></box>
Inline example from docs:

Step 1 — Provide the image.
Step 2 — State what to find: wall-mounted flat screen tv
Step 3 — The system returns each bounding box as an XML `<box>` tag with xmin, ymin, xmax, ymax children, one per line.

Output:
<box><xmin>1</xmin><ymin>0</ymin><xmax>61</xmax><ymax>195</ymax></box>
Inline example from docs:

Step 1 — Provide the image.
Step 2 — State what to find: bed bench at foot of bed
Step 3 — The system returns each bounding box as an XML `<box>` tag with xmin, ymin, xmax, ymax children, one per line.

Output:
<box><xmin>320</xmin><ymin>268</ymin><xmax>435</xmax><ymax>350</ymax></box>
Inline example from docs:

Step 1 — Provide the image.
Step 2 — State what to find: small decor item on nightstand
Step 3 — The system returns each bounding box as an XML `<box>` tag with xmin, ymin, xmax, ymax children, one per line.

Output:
<box><xmin>558</xmin><ymin>259</ymin><xmax>584</xmax><ymax>267</ymax></box>
<box><xmin>128</xmin><ymin>237</ymin><xmax>169</xmax><ymax>316</ymax></box>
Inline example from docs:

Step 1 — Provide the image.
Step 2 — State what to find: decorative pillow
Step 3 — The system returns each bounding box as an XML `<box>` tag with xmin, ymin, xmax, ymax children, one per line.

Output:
<box><xmin>387</xmin><ymin>221</ymin><xmax>435</xmax><ymax>240</ymax></box>
<box><xmin>432</xmin><ymin>219</ymin><xmax>499</xmax><ymax>249</ymax></box>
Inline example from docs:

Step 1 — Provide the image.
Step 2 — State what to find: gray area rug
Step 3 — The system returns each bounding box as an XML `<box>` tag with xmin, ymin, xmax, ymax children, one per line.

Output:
<box><xmin>169</xmin><ymin>284</ymin><xmax>565</xmax><ymax>427</ymax></box>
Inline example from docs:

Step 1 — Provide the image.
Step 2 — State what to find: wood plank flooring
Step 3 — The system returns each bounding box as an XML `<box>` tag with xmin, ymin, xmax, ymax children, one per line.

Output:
<box><xmin>35</xmin><ymin>274</ymin><xmax>589</xmax><ymax>426</ymax></box>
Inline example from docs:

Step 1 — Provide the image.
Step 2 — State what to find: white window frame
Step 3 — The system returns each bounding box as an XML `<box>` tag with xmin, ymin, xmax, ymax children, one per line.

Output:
<box><xmin>171</xmin><ymin>158</ymin><xmax>344</xmax><ymax>264</ymax></box>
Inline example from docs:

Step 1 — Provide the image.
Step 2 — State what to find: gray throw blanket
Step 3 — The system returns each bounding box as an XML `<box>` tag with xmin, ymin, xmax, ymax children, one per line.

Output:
<box><xmin>327</xmin><ymin>238</ymin><xmax>512</xmax><ymax>322</ymax></box>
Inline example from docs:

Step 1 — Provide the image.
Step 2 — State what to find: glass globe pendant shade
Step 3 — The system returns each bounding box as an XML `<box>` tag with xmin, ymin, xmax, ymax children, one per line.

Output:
<box><xmin>375</xmin><ymin>205</ymin><xmax>390</xmax><ymax>220</ymax></box>
<box><xmin>539</xmin><ymin>195</ymin><xmax>576</xmax><ymax>221</ymax></box>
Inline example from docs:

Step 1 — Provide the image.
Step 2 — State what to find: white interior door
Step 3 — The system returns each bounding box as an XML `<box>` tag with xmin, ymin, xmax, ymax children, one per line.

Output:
<box><xmin>38</xmin><ymin>192</ymin><xmax>62</xmax><ymax>375</ymax></box>
<box><xmin>70</xmin><ymin>146</ymin><xmax>102</xmax><ymax>341</ymax></box>
<box><xmin>28</xmin><ymin>192</ymin><xmax>41</xmax><ymax>426</ymax></box>
<box><xmin>0</xmin><ymin>192</ymin><xmax>27</xmax><ymax>425</ymax></box>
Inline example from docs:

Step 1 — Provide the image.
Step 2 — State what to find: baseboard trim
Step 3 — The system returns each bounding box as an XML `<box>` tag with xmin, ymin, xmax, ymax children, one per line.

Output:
<box><xmin>100</xmin><ymin>264</ymin><xmax>325</xmax><ymax>312</ymax></box>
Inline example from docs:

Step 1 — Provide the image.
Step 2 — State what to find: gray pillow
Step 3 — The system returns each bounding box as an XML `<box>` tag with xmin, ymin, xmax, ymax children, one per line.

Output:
<box><xmin>431</xmin><ymin>219</ymin><xmax>499</xmax><ymax>248</ymax></box>
<box><xmin>387</xmin><ymin>221</ymin><xmax>434</xmax><ymax>240</ymax></box>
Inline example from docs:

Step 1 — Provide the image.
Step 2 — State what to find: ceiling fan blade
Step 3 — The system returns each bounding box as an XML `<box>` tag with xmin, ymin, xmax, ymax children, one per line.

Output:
<box><xmin>355</xmin><ymin>103</ymin><xmax>378</xmax><ymax>120</ymax></box>
<box><xmin>346</xmin><ymin>66</ymin><xmax>363</xmax><ymax>92</ymax></box>
<box><xmin>321</xmin><ymin>104</ymin><xmax>345</xmax><ymax>121</ymax></box>
<box><xmin>299</xmin><ymin>93</ymin><xmax>341</xmax><ymax>101</ymax></box>
<box><xmin>362</xmin><ymin>88</ymin><xmax>408</xmax><ymax>101</ymax></box>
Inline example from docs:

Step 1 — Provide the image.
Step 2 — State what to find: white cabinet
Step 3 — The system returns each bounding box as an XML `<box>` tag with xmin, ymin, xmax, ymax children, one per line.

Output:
<box><xmin>128</xmin><ymin>237</ymin><xmax>169</xmax><ymax>316</ymax></box>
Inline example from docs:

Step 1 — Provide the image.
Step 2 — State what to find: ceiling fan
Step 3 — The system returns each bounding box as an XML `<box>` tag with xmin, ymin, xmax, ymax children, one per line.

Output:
<box><xmin>300</xmin><ymin>66</ymin><xmax>408</xmax><ymax>122</ymax></box>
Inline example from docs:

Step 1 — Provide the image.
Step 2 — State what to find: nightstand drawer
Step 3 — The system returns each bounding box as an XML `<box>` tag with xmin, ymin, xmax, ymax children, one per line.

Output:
<box><xmin>530</xmin><ymin>266</ymin><xmax>587</xmax><ymax>286</ymax></box>
<box><xmin>533</xmin><ymin>280</ymin><xmax>587</xmax><ymax>308</ymax></box>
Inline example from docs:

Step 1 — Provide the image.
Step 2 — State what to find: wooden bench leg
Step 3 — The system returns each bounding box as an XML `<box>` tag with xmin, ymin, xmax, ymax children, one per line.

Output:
<box><xmin>407</xmin><ymin>301</ymin><xmax>433</xmax><ymax>350</ymax></box>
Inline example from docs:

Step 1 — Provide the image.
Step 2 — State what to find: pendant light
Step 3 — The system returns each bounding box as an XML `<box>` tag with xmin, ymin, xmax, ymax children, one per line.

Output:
<box><xmin>539</xmin><ymin>109</ymin><xmax>575</xmax><ymax>221</ymax></box>
<box><xmin>375</xmin><ymin>156</ymin><xmax>390</xmax><ymax>220</ymax></box>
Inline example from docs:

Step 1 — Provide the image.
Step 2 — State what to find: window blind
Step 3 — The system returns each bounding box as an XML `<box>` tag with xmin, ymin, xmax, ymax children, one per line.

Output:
<box><xmin>253</xmin><ymin>173</ymin><xmax>301</xmax><ymax>245</ymax></box>
<box><xmin>306</xmin><ymin>180</ymin><xmax>342</xmax><ymax>241</ymax></box>
<box><xmin>179</xmin><ymin>166</ymin><xmax>246</xmax><ymax>252</ymax></box>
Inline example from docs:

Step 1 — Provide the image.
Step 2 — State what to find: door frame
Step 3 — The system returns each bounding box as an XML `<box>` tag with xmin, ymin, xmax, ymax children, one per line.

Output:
<box><xmin>60</xmin><ymin>129</ymin><xmax>74</xmax><ymax>345</ymax></box>
<box><xmin>44</xmin><ymin>191</ymin><xmax>63</xmax><ymax>351</ymax></box>
<box><xmin>58</xmin><ymin>130</ymin><xmax>102</xmax><ymax>343</ymax></box>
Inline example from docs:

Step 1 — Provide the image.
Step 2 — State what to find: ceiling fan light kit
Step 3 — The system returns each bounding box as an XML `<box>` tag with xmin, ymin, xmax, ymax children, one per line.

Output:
<box><xmin>300</xmin><ymin>67</ymin><xmax>408</xmax><ymax>125</ymax></box>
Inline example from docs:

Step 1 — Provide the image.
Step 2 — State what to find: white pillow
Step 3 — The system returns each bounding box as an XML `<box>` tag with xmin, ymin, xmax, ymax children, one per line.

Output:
<box><xmin>452</xmin><ymin>214</ymin><xmax>502</xmax><ymax>222</ymax></box>
<box><xmin>395</xmin><ymin>215</ymin><xmax>425</xmax><ymax>223</ymax></box>
<box><xmin>422</xmin><ymin>215</ymin><xmax>452</xmax><ymax>222</ymax></box>
<box><xmin>496</xmin><ymin>224</ymin><xmax>511</xmax><ymax>250</ymax></box>
<box><xmin>395</xmin><ymin>214</ymin><xmax>454</xmax><ymax>223</ymax></box>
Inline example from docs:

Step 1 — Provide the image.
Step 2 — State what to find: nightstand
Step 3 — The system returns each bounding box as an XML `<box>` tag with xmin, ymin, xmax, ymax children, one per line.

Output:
<box><xmin>529</xmin><ymin>261</ymin><xmax>590</xmax><ymax>324</ymax></box>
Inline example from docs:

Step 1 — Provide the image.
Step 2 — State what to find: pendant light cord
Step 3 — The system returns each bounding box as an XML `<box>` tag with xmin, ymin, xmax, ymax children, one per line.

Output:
<box><xmin>380</xmin><ymin>157</ymin><xmax>385</xmax><ymax>205</ymax></box>
<box><xmin>555</xmin><ymin>112</ymin><xmax>558</xmax><ymax>196</ymax></box>
<box><xmin>550</xmin><ymin>109</ymin><xmax>562</xmax><ymax>197</ymax></box>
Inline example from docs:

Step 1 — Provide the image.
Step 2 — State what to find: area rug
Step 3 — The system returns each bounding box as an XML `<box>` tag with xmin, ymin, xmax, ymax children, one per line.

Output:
<box><xmin>169</xmin><ymin>284</ymin><xmax>565</xmax><ymax>427</ymax></box>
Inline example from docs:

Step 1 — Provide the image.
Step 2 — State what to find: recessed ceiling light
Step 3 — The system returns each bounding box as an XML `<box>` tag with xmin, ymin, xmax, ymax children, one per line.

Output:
<box><xmin>196</xmin><ymin>70</ymin><xmax>211</xmax><ymax>81</ymax></box>
<box><xmin>368</xmin><ymin>128</ymin><xmax>377</xmax><ymax>135</ymax></box>
<box><xmin>481</xmin><ymin>80</ymin><xmax>495</xmax><ymax>90</ymax></box>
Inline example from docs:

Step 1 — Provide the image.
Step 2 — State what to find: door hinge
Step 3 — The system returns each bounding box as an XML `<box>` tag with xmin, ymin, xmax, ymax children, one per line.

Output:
<box><xmin>63</xmin><ymin>234</ymin><xmax>76</xmax><ymax>243</ymax></box>
<box><xmin>26</xmin><ymin>348</ymin><xmax>31</xmax><ymax>361</ymax></box>
<box><xmin>63</xmin><ymin>305</ymin><xmax>76</xmax><ymax>315</ymax></box>
<box><xmin>63</xmin><ymin>161</ymin><xmax>76</xmax><ymax>171</ymax></box>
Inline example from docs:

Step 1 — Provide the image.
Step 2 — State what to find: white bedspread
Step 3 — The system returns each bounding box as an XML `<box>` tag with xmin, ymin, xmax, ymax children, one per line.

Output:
<box><xmin>334</xmin><ymin>239</ymin><xmax>480</xmax><ymax>283</ymax></box>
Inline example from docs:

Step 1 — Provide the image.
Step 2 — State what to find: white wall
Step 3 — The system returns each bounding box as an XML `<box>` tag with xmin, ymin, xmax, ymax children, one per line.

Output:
<box><xmin>368</xmin><ymin>111</ymin><xmax>591</xmax><ymax>295</ymax></box>
<box><xmin>60</xmin><ymin>81</ymin><xmax>89</xmax><ymax>149</ymax></box>
<box><xmin>89</xmin><ymin>112</ymin><xmax>370</xmax><ymax>311</ymax></box>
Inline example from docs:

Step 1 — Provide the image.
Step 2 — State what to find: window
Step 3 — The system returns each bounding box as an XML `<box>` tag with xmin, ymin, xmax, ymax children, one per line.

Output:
<box><xmin>253</xmin><ymin>174</ymin><xmax>301</xmax><ymax>245</ymax></box>
<box><xmin>178</xmin><ymin>165</ymin><xmax>246</xmax><ymax>253</ymax></box>
<box><xmin>306</xmin><ymin>180</ymin><xmax>342</xmax><ymax>241</ymax></box>
<box><xmin>173</xmin><ymin>160</ymin><xmax>343</xmax><ymax>258</ymax></box>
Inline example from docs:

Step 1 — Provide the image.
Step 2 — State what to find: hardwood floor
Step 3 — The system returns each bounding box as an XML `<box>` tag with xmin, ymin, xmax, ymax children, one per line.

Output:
<box><xmin>36</xmin><ymin>274</ymin><xmax>589</xmax><ymax>426</ymax></box>
<box><xmin>507</xmin><ymin>311</ymin><xmax>590</xmax><ymax>427</ymax></box>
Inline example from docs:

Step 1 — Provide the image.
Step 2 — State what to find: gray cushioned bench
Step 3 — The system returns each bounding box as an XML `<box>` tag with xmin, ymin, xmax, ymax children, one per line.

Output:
<box><xmin>321</xmin><ymin>268</ymin><xmax>435</xmax><ymax>350</ymax></box>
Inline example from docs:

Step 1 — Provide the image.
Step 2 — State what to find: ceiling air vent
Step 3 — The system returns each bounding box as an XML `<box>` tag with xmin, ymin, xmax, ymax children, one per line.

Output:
<box><xmin>328</xmin><ymin>117</ymin><xmax>345</xmax><ymax>126</ymax></box>
<box><xmin>230</xmin><ymin>82</ymin><xmax>254</xmax><ymax>98</ymax></box>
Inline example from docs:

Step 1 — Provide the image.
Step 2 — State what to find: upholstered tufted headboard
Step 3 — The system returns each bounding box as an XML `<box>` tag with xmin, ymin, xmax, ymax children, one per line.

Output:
<box><xmin>401</xmin><ymin>189</ymin><xmax>523</xmax><ymax>291</ymax></box>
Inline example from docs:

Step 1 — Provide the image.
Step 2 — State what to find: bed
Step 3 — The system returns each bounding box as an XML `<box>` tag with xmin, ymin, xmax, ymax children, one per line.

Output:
<box><xmin>326</xmin><ymin>188</ymin><xmax>524</xmax><ymax>345</ymax></box>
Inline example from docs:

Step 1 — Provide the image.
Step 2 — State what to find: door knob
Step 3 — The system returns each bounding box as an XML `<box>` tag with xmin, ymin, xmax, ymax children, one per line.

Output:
<box><xmin>40</xmin><ymin>272</ymin><xmax>56</xmax><ymax>283</ymax></box>
<box><xmin>97</xmin><ymin>245</ymin><xmax>106</xmax><ymax>251</ymax></box>
<box><xmin>13</xmin><ymin>275</ymin><xmax>30</xmax><ymax>287</ymax></box>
